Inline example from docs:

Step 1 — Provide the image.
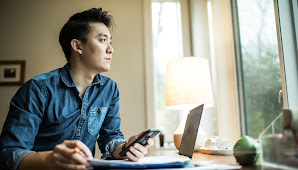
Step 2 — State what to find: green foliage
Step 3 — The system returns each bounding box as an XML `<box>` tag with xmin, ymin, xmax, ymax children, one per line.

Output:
<box><xmin>242</xmin><ymin>46</ymin><xmax>283</xmax><ymax>138</ymax></box>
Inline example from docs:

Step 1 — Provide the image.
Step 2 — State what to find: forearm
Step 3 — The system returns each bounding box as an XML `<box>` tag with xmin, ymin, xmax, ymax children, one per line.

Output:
<box><xmin>18</xmin><ymin>151</ymin><xmax>54</xmax><ymax>170</ymax></box>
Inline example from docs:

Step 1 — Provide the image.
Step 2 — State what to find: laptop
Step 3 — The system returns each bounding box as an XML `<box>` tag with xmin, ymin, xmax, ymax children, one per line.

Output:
<box><xmin>88</xmin><ymin>104</ymin><xmax>204</xmax><ymax>168</ymax></box>
<box><xmin>179</xmin><ymin>103</ymin><xmax>204</xmax><ymax>158</ymax></box>
<box><xmin>136</xmin><ymin>103</ymin><xmax>204</xmax><ymax>162</ymax></box>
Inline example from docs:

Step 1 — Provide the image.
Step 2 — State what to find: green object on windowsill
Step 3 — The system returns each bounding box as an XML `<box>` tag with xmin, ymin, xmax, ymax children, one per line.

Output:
<box><xmin>233</xmin><ymin>136</ymin><xmax>260</xmax><ymax>165</ymax></box>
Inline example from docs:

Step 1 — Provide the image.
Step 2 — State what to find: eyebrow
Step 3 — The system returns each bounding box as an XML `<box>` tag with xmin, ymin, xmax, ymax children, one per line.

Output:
<box><xmin>98</xmin><ymin>33</ymin><xmax>112</xmax><ymax>39</ymax></box>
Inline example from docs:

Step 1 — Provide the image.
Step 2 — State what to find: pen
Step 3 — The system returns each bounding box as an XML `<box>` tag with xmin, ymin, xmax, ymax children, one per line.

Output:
<box><xmin>74</xmin><ymin>147</ymin><xmax>87</xmax><ymax>158</ymax></box>
<box><xmin>74</xmin><ymin>147</ymin><xmax>81</xmax><ymax>153</ymax></box>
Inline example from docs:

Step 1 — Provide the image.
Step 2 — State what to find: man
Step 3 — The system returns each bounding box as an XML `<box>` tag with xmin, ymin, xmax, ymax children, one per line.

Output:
<box><xmin>0</xmin><ymin>8</ymin><xmax>154</xmax><ymax>170</ymax></box>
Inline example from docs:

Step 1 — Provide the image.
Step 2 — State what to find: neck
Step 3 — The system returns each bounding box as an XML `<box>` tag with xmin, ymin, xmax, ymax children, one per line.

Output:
<box><xmin>69</xmin><ymin>61</ymin><xmax>96</xmax><ymax>98</ymax></box>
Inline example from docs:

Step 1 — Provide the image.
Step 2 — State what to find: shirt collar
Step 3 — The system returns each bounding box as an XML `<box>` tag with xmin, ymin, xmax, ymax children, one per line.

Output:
<box><xmin>93</xmin><ymin>74</ymin><xmax>104</xmax><ymax>85</ymax></box>
<box><xmin>60</xmin><ymin>63</ymin><xmax>103</xmax><ymax>87</ymax></box>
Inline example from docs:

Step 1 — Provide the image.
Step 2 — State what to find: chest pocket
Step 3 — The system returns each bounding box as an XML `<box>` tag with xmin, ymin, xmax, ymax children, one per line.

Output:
<box><xmin>88</xmin><ymin>106</ymin><xmax>108</xmax><ymax>136</ymax></box>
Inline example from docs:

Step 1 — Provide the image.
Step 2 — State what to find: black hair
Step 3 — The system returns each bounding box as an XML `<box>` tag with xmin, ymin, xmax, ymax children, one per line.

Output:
<box><xmin>59</xmin><ymin>8</ymin><xmax>114</xmax><ymax>61</ymax></box>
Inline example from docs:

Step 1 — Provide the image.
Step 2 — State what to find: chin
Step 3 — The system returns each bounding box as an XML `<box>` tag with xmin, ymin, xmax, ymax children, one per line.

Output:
<box><xmin>99</xmin><ymin>68</ymin><xmax>110</xmax><ymax>73</ymax></box>
<box><xmin>105</xmin><ymin>67</ymin><xmax>111</xmax><ymax>71</ymax></box>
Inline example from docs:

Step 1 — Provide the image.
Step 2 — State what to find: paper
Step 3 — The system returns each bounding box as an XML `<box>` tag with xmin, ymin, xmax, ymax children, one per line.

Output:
<box><xmin>87</xmin><ymin>157</ymin><xmax>241</xmax><ymax>169</ymax></box>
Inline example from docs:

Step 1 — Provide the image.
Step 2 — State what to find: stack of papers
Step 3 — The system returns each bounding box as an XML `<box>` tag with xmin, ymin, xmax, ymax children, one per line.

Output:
<box><xmin>87</xmin><ymin>156</ymin><xmax>190</xmax><ymax>169</ymax></box>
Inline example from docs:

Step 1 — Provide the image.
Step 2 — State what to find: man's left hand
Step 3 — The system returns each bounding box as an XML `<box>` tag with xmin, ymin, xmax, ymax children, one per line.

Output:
<box><xmin>125</xmin><ymin>131</ymin><xmax>154</xmax><ymax>161</ymax></box>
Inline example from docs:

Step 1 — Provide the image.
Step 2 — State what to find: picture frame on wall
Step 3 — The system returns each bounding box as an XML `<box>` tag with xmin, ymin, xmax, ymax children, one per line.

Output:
<box><xmin>0</xmin><ymin>60</ymin><xmax>25</xmax><ymax>86</ymax></box>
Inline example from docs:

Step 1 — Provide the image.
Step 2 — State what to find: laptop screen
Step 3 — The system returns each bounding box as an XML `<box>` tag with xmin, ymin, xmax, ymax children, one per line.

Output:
<box><xmin>179</xmin><ymin>104</ymin><xmax>204</xmax><ymax>158</ymax></box>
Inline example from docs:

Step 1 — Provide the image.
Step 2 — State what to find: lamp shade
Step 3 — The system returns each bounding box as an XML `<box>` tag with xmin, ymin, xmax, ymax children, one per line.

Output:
<box><xmin>166</xmin><ymin>57</ymin><xmax>214</xmax><ymax>110</ymax></box>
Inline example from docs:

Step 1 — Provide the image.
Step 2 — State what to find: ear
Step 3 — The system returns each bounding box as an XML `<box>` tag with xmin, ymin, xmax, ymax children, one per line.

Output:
<box><xmin>70</xmin><ymin>39</ymin><xmax>82</xmax><ymax>55</ymax></box>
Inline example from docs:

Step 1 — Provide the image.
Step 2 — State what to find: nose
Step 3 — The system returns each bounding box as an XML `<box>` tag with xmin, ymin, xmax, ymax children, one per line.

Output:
<box><xmin>107</xmin><ymin>43</ymin><xmax>114</xmax><ymax>54</ymax></box>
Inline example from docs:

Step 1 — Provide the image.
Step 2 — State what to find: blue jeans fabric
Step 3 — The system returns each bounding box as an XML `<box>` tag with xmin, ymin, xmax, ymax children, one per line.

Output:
<box><xmin>0</xmin><ymin>63</ymin><xmax>126</xmax><ymax>169</ymax></box>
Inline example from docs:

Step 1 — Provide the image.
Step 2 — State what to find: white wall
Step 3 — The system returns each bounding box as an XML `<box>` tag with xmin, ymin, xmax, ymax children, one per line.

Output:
<box><xmin>0</xmin><ymin>0</ymin><xmax>146</xmax><ymax>156</ymax></box>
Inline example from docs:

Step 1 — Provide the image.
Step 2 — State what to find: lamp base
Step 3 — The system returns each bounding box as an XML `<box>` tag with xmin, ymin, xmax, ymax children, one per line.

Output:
<box><xmin>173</xmin><ymin>133</ymin><xmax>183</xmax><ymax>149</ymax></box>
<box><xmin>173</xmin><ymin>127</ymin><xmax>207</xmax><ymax>151</ymax></box>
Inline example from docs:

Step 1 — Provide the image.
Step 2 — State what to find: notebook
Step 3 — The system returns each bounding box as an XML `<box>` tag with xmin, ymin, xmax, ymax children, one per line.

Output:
<box><xmin>88</xmin><ymin>104</ymin><xmax>204</xmax><ymax>169</ymax></box>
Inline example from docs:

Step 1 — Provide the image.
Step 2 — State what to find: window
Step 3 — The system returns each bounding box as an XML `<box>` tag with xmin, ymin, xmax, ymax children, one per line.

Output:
<box><xmin>146</xmin><ymin>0</ymin><xmax>298</xmax><ymax>144</ymax></box>
<box><xmin>233</xmin><ymin>0</ymin><xmax>283</xmax><ymax>138</ymax></box>
<box><xmin>151</xmin><ymin>0</ymin><xmax>183</xmax><ymax>147</ymax></box>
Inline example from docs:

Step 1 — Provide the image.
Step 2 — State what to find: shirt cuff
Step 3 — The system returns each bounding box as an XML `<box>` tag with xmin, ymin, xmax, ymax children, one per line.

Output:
<box><xmin>101</xmin><ymin>139</ymin><xmax>127</xmax><ymax>159</ymax></box>
<box><xmin>8</xmin><ymin>149</ymin><xmax>35</xmax><ymax>170</ymax></box>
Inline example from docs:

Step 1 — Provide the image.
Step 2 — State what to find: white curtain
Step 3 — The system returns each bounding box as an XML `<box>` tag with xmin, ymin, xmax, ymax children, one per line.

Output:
<box><xmin>187</xmin><ymin>0</ymin><xmax>240</xmax><ymax>141</ymax></box>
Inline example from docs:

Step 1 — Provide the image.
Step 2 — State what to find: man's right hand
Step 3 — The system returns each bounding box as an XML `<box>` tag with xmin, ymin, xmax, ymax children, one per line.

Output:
<box><xmin>46</xmin><ymin>140</ymin><xmax>93</xmax><ymax>170</ymax></box>
<box><xmin>19</xmin><ymin>140</ymin><xmax>93</xmax><ymax>170</ymax></box>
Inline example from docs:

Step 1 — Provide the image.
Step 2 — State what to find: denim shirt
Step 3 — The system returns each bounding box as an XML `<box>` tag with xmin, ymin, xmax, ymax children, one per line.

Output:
<box><xmin>0</xmin><ymin>63</ymin><xmax>127</xmax><ymax>169</ymax></box>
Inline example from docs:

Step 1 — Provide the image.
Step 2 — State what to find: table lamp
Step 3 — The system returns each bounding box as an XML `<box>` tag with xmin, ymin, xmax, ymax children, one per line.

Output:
<box><xmin>166</xmin><ymin>57</ymin><xmax>214</xmax><ymax>151</ymax></box>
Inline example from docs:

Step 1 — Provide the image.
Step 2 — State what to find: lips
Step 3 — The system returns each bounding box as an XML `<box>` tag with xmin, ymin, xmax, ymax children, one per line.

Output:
<box><xmin>105</xmin><ymin>58</ymin><xmax>111</xmax><ymax>63</ymax></box>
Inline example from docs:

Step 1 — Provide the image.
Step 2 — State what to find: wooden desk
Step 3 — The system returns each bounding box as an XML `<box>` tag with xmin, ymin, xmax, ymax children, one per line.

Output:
<box><xmin>148</xmin><ymin>150</ymin><xmax>236</xmax><ymax>164</ymax></box>
<box><xmin>148</xmin><ymin>150</ymin><xmax>265</xmax><ymax>170</ymax></box>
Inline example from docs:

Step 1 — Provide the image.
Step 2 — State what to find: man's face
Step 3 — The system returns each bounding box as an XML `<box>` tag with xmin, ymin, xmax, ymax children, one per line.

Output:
<box><xmin>80</xmin><ymin>22</ymin><xmax>114</xmax><ymax>74</ymax></box>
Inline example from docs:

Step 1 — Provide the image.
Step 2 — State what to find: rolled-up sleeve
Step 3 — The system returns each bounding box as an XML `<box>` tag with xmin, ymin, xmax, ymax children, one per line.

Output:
<box><xmin>0</xmin><ymin>80</ymin><xmax>46</xmax><ymax>169</ymax></box>
<box><xmin>97</xmin><ymin>83</ymin><xmax>126</xmax><ymax>159</ymax></box>
<box><xmin>0</xmin><ymin>149</ymin><xmax>35</xmax><ymax>170</ymax></box>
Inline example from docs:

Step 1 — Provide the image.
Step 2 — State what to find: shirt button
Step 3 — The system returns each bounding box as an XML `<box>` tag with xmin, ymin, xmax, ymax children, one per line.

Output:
<box><xmin>82</xmin><ymin>110</ymin><xmax>85</xmax><ymax>113</ymax></box>
<box><xmin>98</xmin><ymin>109</ymin><xmax>101</xmax><ymax>113</ymax></box>
<box><xmin>78</xmin><ymin>129</ymin><xmax>80</xmax><ymax>133</ymax></box>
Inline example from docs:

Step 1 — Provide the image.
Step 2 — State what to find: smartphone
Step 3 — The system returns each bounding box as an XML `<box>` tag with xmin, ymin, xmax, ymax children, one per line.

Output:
<box><xmin>119</xmin><ymin>129</ymin><xmax>160</xmax><ymax>157</ymax></box>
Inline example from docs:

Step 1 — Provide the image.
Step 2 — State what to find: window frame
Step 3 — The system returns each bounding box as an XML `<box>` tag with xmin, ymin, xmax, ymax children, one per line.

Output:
<box><xmin>274</xmin><ymin>0</ymin><xmax>298</xmax><ymax>108</ymax></box>
<box><xmin>143</xmin><ymin>0</ymin><xmax>155</xmax><ymax>131</ymax></box>
<box><xmin>230</xmin><ymin>0</ymin><xmax>246</xmax><ymax>136</ymax></box>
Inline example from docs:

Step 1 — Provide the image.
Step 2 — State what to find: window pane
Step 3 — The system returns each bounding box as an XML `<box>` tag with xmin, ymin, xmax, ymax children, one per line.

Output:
<box><xmin>236</xmin><ymin>0</ymin><xmax>283</xmax><ymax>138</ymax></box>
<box><xmin>152</xmin><ymin>1</ymin><xmax>183</xmax><ymax>146</ymax></box>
